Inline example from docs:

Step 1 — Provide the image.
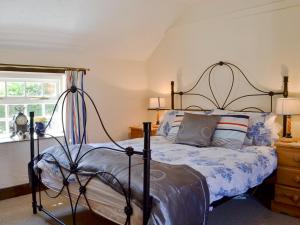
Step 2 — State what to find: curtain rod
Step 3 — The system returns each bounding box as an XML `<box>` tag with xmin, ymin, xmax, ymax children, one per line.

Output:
<box><xmin>0</xmin><ymin>63</ymin><xmax>90</xmax><ymax>74</ymax></box>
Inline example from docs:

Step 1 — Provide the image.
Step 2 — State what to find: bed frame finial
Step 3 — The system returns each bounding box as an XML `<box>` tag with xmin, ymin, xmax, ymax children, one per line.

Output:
<box><xmin>70</xmin><ymin>85</ymin><xmax>77</xmax><ymax>93</ymax></box>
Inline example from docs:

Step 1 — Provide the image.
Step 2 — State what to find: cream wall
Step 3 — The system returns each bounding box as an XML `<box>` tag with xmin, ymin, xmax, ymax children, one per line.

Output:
<box><xmin>0</xmin><ymin>49</ymin><xmax>149</xmax><ymax>141</ymax></box>
<box><xmin>2</xmin><ymin>0</ymin><xmax>300</xmax><ymax>188</ymax></box>
<box><xmin>0</xmin><ymin>49</ymin><xmax>149</xmax><ymax>188</ymax></box>
<box><xmin>147</xmin><ymin>0</ymin><xmax>300</xmax><ymax>136</ymax></box>
<box><xmin>0</xmin><ymin>138</ymin><xmax>62</xmax><ymax>188</ymax></box>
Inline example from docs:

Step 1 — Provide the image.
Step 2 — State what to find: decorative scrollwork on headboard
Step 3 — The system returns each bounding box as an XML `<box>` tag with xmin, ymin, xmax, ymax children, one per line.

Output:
<box><xmin>171</xmin><ymin>61</ymin><xmax>288</xmax><ymax>112</ymax></box>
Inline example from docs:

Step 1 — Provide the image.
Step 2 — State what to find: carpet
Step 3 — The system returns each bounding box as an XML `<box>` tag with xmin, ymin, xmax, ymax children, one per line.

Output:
<box><xmin>0</xmin><ymin>194</ymin><xmax>299</xmax><ymax>225</ymax></box>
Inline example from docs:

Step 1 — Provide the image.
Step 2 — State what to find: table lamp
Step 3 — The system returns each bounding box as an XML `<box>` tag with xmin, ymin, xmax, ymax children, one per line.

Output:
<box><xmin>149</xmin><ymin>97</ymin><xmax>166</xmax><ymax>125</ymax></box>
<box><xmin>276</xmin><ymin>97</ymin><xmax>300</xmax><ymax>139</ymax></box>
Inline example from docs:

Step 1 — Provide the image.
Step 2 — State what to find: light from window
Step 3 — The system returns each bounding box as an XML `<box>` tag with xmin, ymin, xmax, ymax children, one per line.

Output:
<box><xmin>0</xmin><ymin>71</ymin><xmax>65</xmax><ymax>138</ymax></box>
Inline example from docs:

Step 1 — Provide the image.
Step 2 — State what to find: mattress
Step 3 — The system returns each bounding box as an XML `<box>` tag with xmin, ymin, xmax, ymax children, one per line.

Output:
<box><xmin>37</xmin><ymin>136</ymin><xmax>277</xmax><ymax>224</ymax></box>
<box><xmin>40</xmin><ymin>165</ymin><xmax>142</xmax><ymax>225</ymax></box>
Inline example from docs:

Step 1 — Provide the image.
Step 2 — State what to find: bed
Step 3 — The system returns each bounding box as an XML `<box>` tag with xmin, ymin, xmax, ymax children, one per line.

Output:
<box><xmin>29</xmin><ymin>61</ymin><xmax>289</xmax><ymax>225</ymax></box>
<box><xmin>37</xmin><ymin>136</ymin><xmax>277</xmax><ymax>224</ymax></box>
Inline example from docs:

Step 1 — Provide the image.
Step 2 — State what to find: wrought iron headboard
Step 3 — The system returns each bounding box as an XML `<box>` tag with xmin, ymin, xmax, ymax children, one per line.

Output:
<box><xmin>171</xmin><ymin>61</ymin><xmax>288</xmax><ymax>112</ymax></box>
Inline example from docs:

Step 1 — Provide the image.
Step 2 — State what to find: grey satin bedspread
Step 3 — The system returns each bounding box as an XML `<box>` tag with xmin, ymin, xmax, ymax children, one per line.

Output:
<box><xmin>38</xmin><ymin>144</ymin><xmax>210</xmax><ymax>225</ymax></box>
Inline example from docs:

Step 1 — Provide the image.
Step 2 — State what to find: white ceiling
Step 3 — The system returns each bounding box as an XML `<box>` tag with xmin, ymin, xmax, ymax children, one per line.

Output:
<box><xmin>0</xmin><ymin>0</ymin><xmax>199</xmax><ymax>60</ymax></box>
<box><xmin>0</xmin><ymin>0</ymin><xmax>280</xmax><ymax>61</ymax></box>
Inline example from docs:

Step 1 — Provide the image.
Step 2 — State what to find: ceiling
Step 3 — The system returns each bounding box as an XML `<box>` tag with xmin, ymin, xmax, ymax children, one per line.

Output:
<box><xmin>0</xmin><ymin>0</ymin><xmax>199</xmax><ymax>60</ymax></box>
<box><xmin>0</xmin><ymin>0</ymin><xmax>280</xmax><ymax>61</ymax></box>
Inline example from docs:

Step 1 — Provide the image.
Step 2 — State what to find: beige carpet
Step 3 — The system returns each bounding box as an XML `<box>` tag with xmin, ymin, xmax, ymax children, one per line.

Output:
<box><xmin>1</xmin><ymin>193</ymin><xmax>300</xmax><ymax>225</ymax></box>
<box><xmin>0</xmin><ymin>193</ymin><xmax>115</xmax><ymax>225</ymax></box>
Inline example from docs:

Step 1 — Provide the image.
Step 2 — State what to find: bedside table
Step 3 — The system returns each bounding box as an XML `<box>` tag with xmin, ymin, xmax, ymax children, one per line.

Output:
<box><xmin>271</xmin><ymin>140</ymin><xmax>300</xmax><ymax>218</ymax></box>
<box><xmin>129</xmin><ymin>126</ymin><xmax>158</xmax><ymax>139</ymax></box>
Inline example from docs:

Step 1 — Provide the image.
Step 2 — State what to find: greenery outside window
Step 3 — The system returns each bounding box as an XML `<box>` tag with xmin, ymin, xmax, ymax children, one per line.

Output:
<box><xmin>0</xmin><ymin>71</ymin><xmax>65</xmax><ymax>139</ymax></box>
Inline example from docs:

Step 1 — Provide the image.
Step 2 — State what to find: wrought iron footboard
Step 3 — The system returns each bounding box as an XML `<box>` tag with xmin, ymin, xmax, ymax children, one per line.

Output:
<box><xmin>28</xmin><ymin>85</ymin><xmax>152</xmax><ymax>225</ymax></box>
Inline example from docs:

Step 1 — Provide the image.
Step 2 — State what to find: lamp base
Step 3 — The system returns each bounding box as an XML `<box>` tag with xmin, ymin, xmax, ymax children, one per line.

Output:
<box><xmin>156</xmin><ymin>110</ymin><xmax>160</xmax><ymax>126</ymax></box>
<box><xmin>152</xmin><ymin>124</ymin><xmax>160</xmax><ymax>128</ymax></box>
<box><xmin>281</xmin><ymin>115</ymin><xmax>294</xmax><ymax>142</ymax></box>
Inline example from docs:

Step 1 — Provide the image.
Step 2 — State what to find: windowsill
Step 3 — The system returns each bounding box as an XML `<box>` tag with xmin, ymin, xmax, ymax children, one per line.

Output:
<box><xmin>0</xmin><ymin>133</ymin><xmax>64</xmax><ymax>144</ymax></box>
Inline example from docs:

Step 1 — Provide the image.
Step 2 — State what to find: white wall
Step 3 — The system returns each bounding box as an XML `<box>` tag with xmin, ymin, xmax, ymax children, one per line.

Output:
<box><xmin>0</xmin><ymin>49</ymin><xmax>149</xmax><ymax>188</ymax></box>
<box><xmin>147</xmin><ymin>0</ymin><xmax>300</xmax><ymax>136</ymax></box>
<box><xmin>0</xmin><ymin>138</ymin><xmax>61</xmax><ymax>188</ymax></box>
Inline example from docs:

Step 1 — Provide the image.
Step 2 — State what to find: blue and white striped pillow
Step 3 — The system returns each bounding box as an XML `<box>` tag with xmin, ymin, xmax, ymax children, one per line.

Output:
<box><xmin>211</xmin><ymin>109</ymin><xmax>278</xmax><ymax>146</ymax></box>
<box><xmin>211</xmin><ymin>115</ymin><xmax>249</xmax><ymax>149</ymax></box>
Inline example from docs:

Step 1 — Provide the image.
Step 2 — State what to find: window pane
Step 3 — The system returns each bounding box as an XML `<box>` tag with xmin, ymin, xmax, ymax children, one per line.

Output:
<box><xmin>0</xmin><ymin>82</ymin><xmax>5</xmax><ymax>97</ymax></box>
<box><xmin>0</xmin><ymin>105</ymin><xmax>5</xmax><ymax>118</ymax></box>
<box><xmin>45</xmin><ymin>104</ymin><xmax>56</xmax><ymax>116</ymax></box>
<box><xmin>7</xmin><ymin>82</ymin><xmax>25</xmax><ymax>97</ymax></box>
<box><xmin>26</xmin><ymin>82</ymin><xmax>42</xmax><ymax>97</ymax></box>
<box><xmin>8</xmin><ymin>105</ymin><xmax>25</xmax><ymax>117</ymax></box>
<box><xmin>0</xmin><ymin>121</ymin><xmax>6</xmax><ymax>134</ymax></box>
<box><xmin>27</xmin><ymin>104</ymin><xmax>42</xmax><ymax>117</ymax></box>
<box><xmin>43</xmin><ymin>82</ymin><xmax>56</xmax><ymax>97</ymax></box>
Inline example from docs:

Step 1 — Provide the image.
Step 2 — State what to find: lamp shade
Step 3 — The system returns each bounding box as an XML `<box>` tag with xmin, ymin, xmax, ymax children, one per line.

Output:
<box><xmin>276</xmin><ymin>98</ymin><xmax>300</xmax><ymax>115</ymax></box>
<box><xmin>149</xmin><ymin>97</ymin><xmax>166</xmax><ymax>109</ymax></box>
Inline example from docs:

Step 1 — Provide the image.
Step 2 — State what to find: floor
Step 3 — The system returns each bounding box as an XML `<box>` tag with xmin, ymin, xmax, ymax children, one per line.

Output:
<box><xmin>0</xmin><ymin>194</ymin><xmax>300</xmax><ymax>225</ymax></box>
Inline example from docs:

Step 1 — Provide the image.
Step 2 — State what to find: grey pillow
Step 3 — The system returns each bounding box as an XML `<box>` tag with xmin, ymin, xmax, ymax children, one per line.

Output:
<box><xmin>175</xmin><ymin>113</ymin><xmax>220</xmax><ymax>147</ymax></box>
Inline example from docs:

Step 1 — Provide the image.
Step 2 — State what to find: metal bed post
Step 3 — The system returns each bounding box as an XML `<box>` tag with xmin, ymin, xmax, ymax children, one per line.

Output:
<box><xmin>171</xmin><ymin>81</ymin><xmax>175</xmax><ymax>110</ymax></box>
<box><xmin>143</xmin><ymin>122</ymin><xmax>152</xmax><ymax>225</ymax></box>
<box><xmin>29</xmin><ymin>111</ymin><xmax>37</xmax><ymax>214</ymax></box>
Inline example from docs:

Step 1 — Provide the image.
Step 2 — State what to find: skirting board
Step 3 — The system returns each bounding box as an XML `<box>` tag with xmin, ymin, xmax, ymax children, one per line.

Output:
<box><xmin>0</xmin><ymin>183</ymin><xmax>31</xmax><ymax>201</ymax></box>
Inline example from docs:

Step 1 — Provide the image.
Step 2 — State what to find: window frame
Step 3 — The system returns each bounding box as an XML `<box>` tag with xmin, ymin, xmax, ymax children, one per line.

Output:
<box><xmin>0</xmin><ymin>71</ymin><xmax>65</xmax><ymax>139</ymax></box>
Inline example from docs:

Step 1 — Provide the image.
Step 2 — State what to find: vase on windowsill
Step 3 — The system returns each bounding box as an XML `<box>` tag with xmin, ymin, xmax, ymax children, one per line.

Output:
<box><xmin>35</xmin><ymin>117</ymin><xmax>47</xmax><ymax>137</ymax></box>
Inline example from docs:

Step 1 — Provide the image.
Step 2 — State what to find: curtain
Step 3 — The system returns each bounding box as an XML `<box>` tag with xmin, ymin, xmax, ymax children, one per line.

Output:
<box><xmin>65</xmin><ymin>70</ymin><xmax>87</xmax><ymax>144</ymax></box>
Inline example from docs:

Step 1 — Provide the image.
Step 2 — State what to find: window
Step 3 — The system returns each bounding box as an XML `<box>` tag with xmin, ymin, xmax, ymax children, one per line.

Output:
<box><xmin>0</xmin><ymin>71</ymin><xmax>65</xmax><ymax>139</ymax></box>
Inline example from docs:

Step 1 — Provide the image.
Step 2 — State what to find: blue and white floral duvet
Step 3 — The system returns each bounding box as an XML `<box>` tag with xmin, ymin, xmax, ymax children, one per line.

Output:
<box><xmin>92</xmin><ymin>136</ymin><xmax>277</xmax><ymax>204</ymax></box>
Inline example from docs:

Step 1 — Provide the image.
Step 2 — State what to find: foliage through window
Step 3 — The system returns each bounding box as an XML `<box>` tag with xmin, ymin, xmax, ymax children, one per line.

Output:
<box><xmin>0</xmin><ymin>71</ymin><xmax>65</xmax><ymax>138</ymax></box>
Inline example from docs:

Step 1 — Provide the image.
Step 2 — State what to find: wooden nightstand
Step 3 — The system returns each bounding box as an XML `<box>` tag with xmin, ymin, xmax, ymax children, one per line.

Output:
<box><xmin>129</xmin><ymin>126</ymin><xmax>158</xmax><ymax>139</ymax></box>
<box><xmin>271</xmin><ymin>140</ymin><xmax>300</xmax><ymax>218</ymax></box>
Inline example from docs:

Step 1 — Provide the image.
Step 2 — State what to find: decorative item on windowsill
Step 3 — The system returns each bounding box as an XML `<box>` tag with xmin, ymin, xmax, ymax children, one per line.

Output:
<box><xmin>276</xmin><ymin>97</ymin><xmax>300</xmax><ymax>142</ymax></box>
<box><xmin>9</xmin><ymin>106</ymin><xmax>28</xmax><ymax>140</ymax></box>
<box><xmin>148</xmin><ymin>97</ymin><xmax>166</xmax><ymax>126</ymax></box>
<box><xmin>35</xmin><ymin>117</ymin><xmax>47</xmax><ymax>137</ymax></box>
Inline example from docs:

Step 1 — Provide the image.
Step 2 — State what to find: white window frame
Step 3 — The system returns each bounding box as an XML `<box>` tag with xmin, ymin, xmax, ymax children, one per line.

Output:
<box><xmin>0</xmin><ymin>71</ymin><xmax>66</xmax><ymax>139</ymax></box>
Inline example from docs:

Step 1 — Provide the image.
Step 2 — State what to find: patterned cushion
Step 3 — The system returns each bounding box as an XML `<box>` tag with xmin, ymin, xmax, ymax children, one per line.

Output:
<box><xmin>157</xmin><ymin>110</ymin><xmax>178</xmax><ymax>136</ymax></box>
<box><xmin>211</xmin><ymin>109</ymin><xmax>278</xmax><ymax>146</ymax></box>
<box><xmin>211</xmin><ymin>115</ymin><xmax>249</xmax><ymax>149</ymax></box>
<box><xmin>175</xmin><ymin>113</ymin><xmax>220</xmax><ymax>147</ymax></box>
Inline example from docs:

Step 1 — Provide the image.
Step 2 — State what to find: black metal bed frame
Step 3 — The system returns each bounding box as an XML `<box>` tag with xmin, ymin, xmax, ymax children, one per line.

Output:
<box><xmin>28</xmin><ymin>61</ymin><xmax>289</xmax><ymax>225</ymax></box>
<box><xmin>28</xmin><ymin>85</ymin><xmax>152</xmax><ymax>225</ymax></box>
<box><xmin>171</xmin><ymin>61</ymin><xmax>289</xmax><ymax>135</ymax></box>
